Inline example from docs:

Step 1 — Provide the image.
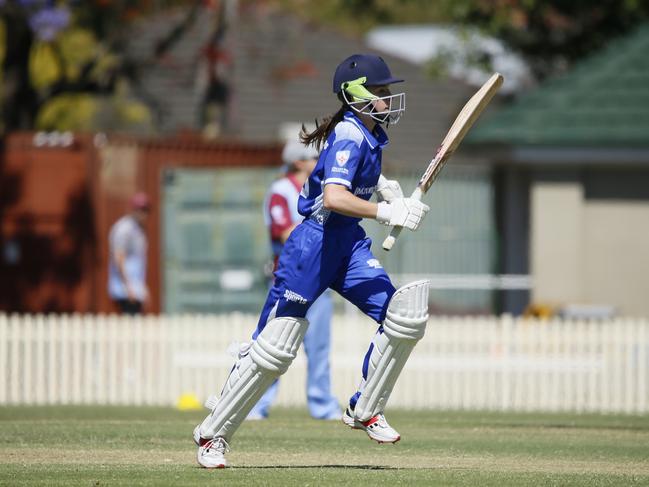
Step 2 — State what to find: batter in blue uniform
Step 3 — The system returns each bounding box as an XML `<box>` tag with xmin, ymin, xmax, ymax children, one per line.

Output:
<box><xmin>247</xmin><ymin>139</ymin><xmax>341</xmax><ymax>421</ymax></box>
<box><xmin>194</xmin><ymin>54</ymin><xmax>431</xmax><ymax>469</ymax></box>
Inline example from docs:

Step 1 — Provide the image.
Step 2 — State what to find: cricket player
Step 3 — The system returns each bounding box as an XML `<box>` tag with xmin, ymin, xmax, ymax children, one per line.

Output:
<box><xmin>194</xmin><ymin>53</ymin><xmax>430</xmax><ymax>468</ymax></box>
<box><xmin>247</xmin><ymin>139</ymin><xmax>341</xmax><ymax>421</ymax></box>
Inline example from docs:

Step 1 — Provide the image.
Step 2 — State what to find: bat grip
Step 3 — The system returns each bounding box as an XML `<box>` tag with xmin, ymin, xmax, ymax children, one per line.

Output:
<box><xmin>381</xmin><ymin>187</ymin><xmax>423</xmax><ymax>251</ymax></box>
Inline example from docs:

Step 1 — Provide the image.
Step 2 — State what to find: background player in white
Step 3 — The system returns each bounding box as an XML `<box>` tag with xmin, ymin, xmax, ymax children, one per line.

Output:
<box><xmin>108</xmin><ymin>193</ymin><xmax>150</xmax><ymax>314</ymax></box>
<box><xmin>247</xmin><ymin>139</ymin><xmax>341</xmax><ymax>421</ymax></box>
<box><xmin>194</xmin><ymin>54</ymin><xmax>430</xmax><ymax>468</ymax></box>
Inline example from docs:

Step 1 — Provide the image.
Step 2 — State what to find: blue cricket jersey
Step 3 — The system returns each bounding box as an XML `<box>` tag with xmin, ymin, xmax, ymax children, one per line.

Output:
<box><xmin>255</xmin><ymin>112</ymin><xmax>397</xmax><ymax>330</ymax></box>
<box><xmin>298</xmin><ymin>111</ymin><xmax>388</xmax><ymax>227</ymax></box>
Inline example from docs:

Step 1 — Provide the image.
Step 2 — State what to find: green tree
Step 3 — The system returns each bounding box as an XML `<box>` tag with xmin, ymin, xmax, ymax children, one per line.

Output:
<box><xmin>442</xmin><ymin>0</ymin><xmax>649</xmax><ymax>79</ymax></box>
<box><xmin>275</xmin><ymin>0</ymin><xmax>649</xmax><ymax>80</ymax></box>
<box><xmin>0</xmin><ymin>0</ymin><xmax>195</xmax><ymax>135</ymax></box>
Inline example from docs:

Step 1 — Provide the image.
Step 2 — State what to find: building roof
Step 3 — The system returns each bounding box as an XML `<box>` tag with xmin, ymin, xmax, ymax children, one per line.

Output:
<box><xmin>366</xmin><ymin>24</ymin><xmax>532</xmax><ymax>95</ymax></box>
<box><xmin>467</xmin><ymin>24</ymin><xmax>649</xmax><ymax>148</ymax></box>
<box><xmin>127</xmin><ymin>7</ymin><xmax>482</xmax><ymax>169</ymax></box>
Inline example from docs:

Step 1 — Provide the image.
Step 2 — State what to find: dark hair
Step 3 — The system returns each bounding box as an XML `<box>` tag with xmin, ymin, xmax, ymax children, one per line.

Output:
<box><xmin>300</xmin><ymin>94</ymin><xmax>348</xmax><ymax>150</ymax></box>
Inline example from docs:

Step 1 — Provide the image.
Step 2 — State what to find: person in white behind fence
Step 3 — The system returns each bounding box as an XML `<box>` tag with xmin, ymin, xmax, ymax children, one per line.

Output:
<box><xmin>246</xmin><ymin>139</ymin><xmax>341</xmax><ymax>421</ymax></box>
<box><xmin>108</xmin><ymin>193</ymin><xmax>150</xmax><ymax>314</ymax></box>
<box><xmin>193</xmin><ymin>53</ymin><xmax>430</xmax><ymax>469</ymax></box>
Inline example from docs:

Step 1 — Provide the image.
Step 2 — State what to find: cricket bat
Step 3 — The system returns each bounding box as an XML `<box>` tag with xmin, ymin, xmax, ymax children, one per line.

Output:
<box><xmin>382</xmin><ymin>72</ymin><xmax>504</xmax><ymax>251</ymax></box>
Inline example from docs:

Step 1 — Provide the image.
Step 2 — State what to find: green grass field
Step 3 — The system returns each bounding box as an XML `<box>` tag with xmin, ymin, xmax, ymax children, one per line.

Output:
<box><xmin>1</xmin><ymin>406</ymin><xmax>648</xmax><ymax>486</ymax></box>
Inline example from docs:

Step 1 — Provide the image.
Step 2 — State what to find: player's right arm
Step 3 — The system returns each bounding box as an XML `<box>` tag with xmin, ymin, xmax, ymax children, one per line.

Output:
<box><xmin>323</xmin><ymin>184</ymin><xmax>377</xmax><ymax>219</ymax></box>
<box><xmin>324</xmin><ymin>184</ymin><xmax>428</xmax><ymax>231</ymax></box>
<box><xmin>322</xmin><ymin>128</ymin><xmax>429</xmax><ymax>230</ymax></box>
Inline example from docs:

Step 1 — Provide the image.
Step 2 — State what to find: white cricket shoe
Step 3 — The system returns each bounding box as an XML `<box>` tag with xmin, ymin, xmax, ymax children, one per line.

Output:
<box><xmin>342</xmin><ymin>408</ymin><xmax>401</xmax><ymax>444</ymax></box>
<box><xmin>197</xmin><ymin>436</ymin><xmax>230</xmax><ymax>468</ymax></box>
<box><xmin>194</xmin><ymin>424</ymin><xmax>229</xmax><ymax>467</ymax></box>
<box><xmin>192</xmin><ymin>425</ymin><xmax>201</xmax><ymax>445</ymax></box>
<box><xmin>342</xmin><ymin>407</ymin><xmax>362</xmax><ymax>429</ymax></box>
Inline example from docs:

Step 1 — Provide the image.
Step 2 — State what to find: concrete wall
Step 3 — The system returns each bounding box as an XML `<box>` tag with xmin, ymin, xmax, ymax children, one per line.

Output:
<box><xmin>531</xmin><ymin>171</ymin><xmax>584</xmax><ymax>305</ymax></box>
<box><xmin>531</xmin><ymin>168</ymin><xmax>649</xmax><ymax>317</ymax></box>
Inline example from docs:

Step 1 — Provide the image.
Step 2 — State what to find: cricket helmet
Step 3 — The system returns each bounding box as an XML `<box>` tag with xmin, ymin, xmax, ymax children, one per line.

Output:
<box><xmin>282</xmin><ymin>140</ymin><xmax>319</xmax><ymax>166</ymax></box>
<box><xmin>332</xmin><ymin>54</ymin><xmax>406</xmax><ymax>124</ymax></box>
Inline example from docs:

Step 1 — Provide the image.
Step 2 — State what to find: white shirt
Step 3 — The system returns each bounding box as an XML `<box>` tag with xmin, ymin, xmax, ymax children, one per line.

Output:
<box><xmin>108</xmin><ymin>215</ymin><xmax>147</xmax><ymax>301</ymax></box>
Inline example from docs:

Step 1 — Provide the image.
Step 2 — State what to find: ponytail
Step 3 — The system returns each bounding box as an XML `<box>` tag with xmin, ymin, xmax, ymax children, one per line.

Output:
<box><xmin>300</xmin><ymin>95</ymin><xmax>348</xmax><ymax>150</ymax></box>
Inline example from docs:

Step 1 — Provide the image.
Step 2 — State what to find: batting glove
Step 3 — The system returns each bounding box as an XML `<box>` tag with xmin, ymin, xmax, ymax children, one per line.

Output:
<box><xmin>375</xmin><ymin>174</ymin><xmax>404</xmax><ymax>203</ymax></box>
<box><xmin>376</xmin><ymin>197</ymin><xmax>430</xmax><ymax>231</ymax></box>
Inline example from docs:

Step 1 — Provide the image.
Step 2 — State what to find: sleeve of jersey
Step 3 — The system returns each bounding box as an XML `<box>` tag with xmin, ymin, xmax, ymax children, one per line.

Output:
<box><xmin>267</xmin><ymin>193</ymin><xmax>293</xmax><ymax>240</ymax></box>
<box><xmin>111</xmin><ymin>223</ymin><xmax>130</xmax><ymax>254</ymax></box>
<box><xmin>322</xmin><ymin>139</ymin><xmax>361</xmax><ymax>190</ymax></box>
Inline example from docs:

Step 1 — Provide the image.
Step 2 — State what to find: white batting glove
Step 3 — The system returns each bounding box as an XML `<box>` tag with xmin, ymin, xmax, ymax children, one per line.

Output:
<box><xmin>375</xmin><ymin>174</ymin><xmax>403</xmax><ymax>203</ymax></box>
<box><xmin>376</xmin><ymin>197</ymin><xmax>430</xmax><ymax>231</ymax></box>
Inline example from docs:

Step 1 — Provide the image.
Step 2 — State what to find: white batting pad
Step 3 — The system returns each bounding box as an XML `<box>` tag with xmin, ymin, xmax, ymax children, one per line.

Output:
<box><xmin>353</xmin><ymin>280</ymin><xmax>429</xmax><ymax>421</ymax></box>
<box><xmin>199</xmin><ymin>316</ymin><xmax>308</xmax><ymax>441</ymax></box>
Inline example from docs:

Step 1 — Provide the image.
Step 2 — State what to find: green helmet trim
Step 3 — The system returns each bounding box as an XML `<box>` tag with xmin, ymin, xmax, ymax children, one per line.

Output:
<box><xmin>340</xmin><ymin>77</ymin><xmax>377</xmax><ymax>102</ymax></box>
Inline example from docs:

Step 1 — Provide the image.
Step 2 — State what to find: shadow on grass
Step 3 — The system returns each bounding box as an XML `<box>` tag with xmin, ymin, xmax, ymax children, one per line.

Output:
<box><xmin>225</xmin><ymin>465</ymin><xmax>402</xmax><ymax>470</ymax></box>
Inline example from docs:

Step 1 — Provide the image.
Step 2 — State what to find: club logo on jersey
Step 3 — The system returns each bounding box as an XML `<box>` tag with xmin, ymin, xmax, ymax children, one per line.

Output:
<box><xmin>335</xmin><ymin>150</ymin><xmax>350</xmax><ymax>166</ymax></box>
<box><xmin>284</xmin><ymin>289</ymin><xmax>308</xmax><ymax>305</ymax></box>
<box><xmin>367</xmin><ymin>259</ymin><xmax>383</xmax><ymax>269</ymax></box>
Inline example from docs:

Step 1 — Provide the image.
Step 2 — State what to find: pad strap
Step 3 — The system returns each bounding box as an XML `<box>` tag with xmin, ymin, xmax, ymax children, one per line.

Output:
<box><xmin>198</xmin><ymin>316</ymin><xmax>308</xmax><ymax>441</ymax></box>
<box><xmin>353</xmin><ymin>280</ymin><xmax>429</xmax><ymax>421</ymax></box>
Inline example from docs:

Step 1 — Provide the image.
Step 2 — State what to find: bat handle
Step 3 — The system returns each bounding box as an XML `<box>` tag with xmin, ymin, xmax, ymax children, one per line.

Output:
<box><xmin>381</xmin><ymin>187</ymin><xmax>423</xmax><ymax>251</ymax></box>
<box><xmin>382</xmin><ymin>227</ymin><xmax>401</xmax><ymax>251</ymax></box>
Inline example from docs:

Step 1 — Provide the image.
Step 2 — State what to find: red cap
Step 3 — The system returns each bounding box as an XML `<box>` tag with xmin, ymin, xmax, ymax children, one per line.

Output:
<box><xmin>130</xmin><ymin>192</ymin><xmax>150</xmax><ymax>211</ymax></box>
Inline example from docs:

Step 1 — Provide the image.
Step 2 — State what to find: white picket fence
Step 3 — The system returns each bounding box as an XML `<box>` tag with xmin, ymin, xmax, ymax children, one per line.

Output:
<box><xmin>1</xmin><ymin>313</ymin><xmax>647</xmax><ymax>413</ymax></box>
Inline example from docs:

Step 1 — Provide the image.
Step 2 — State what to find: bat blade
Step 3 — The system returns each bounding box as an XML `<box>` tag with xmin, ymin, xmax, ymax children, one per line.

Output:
<box><xmin>382</xmin><ymin>73</ymin><xmax>503</xmax><ymax>251</ymax></box>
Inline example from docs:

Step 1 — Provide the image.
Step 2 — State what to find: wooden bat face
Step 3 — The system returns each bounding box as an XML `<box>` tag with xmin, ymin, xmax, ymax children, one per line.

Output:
<box><xmin>418</xmin><ymin>73</ymin><xmax>503</xmax><ymax>194</ymax></box>
<box><xmin>419</xmin><ymin>144</ymin><xmax>449</xmax><ymax>193</ymax></box>
<box><xmin>382</xmin><ymin>72</ymin><xmax>503</xmax><ymax>251</ymax></box>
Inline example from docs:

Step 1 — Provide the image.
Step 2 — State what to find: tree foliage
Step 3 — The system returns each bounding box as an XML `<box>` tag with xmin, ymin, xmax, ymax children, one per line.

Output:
<box><xmin>271</xmin><ymin>0</ymin><xmax>449</xmax><ymax>34</ymax></box>
<box><xmin>275</xmin><ymin>0</ymin><xmax>649</xmax><ymax>79</ymax></box>
<box><xmin>4</xmin><ymin>0</ymin><xmax>649</xmax><ymax>134</ymax></box>
<box><xmin>0</xmin><ymin>0</ymin><xmax>193</xmax><ymax>135</ymax></box>
<box><xmin>443</xmin><ymin>0</ymin><xmax>649</xmax><ymax>79</ymax></box>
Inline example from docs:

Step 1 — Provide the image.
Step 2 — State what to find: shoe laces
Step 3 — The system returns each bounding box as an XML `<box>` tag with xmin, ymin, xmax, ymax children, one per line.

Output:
<box><xmin>204</xmin><ymin>437</ymin><xmax>230</xmax><ymax>454</ymax></box>
<box><xmin>369</xmin><ymin>413</ymin><xmax>390</xmax><ymax>429</ymax></box>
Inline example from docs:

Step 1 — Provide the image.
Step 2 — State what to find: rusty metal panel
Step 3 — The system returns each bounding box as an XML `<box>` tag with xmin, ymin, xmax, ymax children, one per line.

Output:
<box><xmin>0</xmin><ymin>132</ymin><xmax>282</xmax><ymax>314</ymax></box>
<box><xmin>0</xmin><ymin>133</ymin><xmax>97</xmax><ymax>312</ymax></box>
